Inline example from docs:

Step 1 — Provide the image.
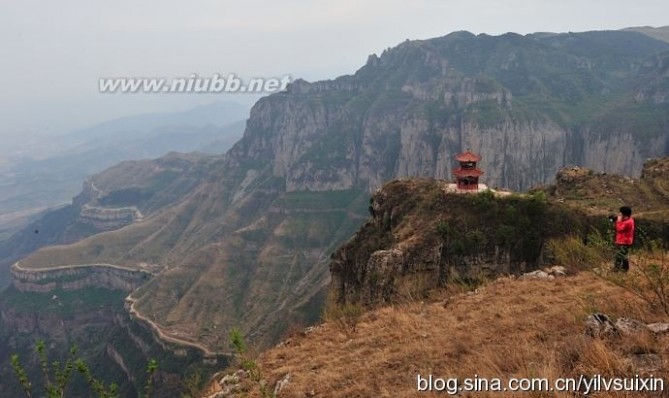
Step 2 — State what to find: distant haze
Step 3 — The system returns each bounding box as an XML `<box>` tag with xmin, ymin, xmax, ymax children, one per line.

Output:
<box><xmin>1</xmin><ymin>0</ymin><xmax>668</xmax><ymax>139</ymax></box>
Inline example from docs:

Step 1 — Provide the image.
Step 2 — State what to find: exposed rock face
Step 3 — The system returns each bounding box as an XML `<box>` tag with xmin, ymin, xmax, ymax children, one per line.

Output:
<box><xmin>58</xmin><ymin>179</ymin><xmax>144</xmax><ymax>233</ymax></box>
<box><xmin>234</xmin><ymin>31</ymin><xmax>669</xmax><ymax>193</ymax></box>
<box><xmin>243</xmin><ymin>78</ymin><xmax>576</xmax><ymax>193</ymax></box>
<box><xmin>10</xmin><ymin>262</ymin><xmax>153</xmax><ymax>293</ymax></box>
<box><xmin>78</xmin><ymin>204</ymin><xmax>142</xmax><ymax>229</ymax></box>
<box><xmin>520</xmin><ymin>266</ymin><xmax>567</xmax><ymax>280</ymax></box>
<box><xmin>585</xmin><ymin>313</ymin><xmax>669</xmax><ymax>340</ymax></box>
<box><xmin>585</xmin><ymin>313</ymin><xmax>619</xmax><ymax>338</ymax></box>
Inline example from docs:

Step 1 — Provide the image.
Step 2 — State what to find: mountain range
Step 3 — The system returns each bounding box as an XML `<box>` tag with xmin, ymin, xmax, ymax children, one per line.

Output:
<box><xmin>0</xmin><ymin>101</ymin><xmax>249</xmax><ymax>242</ymax></box>
<box><xmin>1</xmin><ymin>28</ymin><xmax>669</xmax><ymax>396</ymax></box>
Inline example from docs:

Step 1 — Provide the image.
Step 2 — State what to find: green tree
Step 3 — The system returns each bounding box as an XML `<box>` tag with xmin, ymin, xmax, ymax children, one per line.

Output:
<box><xmin>10</xmin><ymin>341</ymin><xmax>158</xmax><ymax>398</ymax></box>
<box><xmin>229</xmin><ymin>328</ymin><xmax>274</xmax><ymax>398</ymax></box>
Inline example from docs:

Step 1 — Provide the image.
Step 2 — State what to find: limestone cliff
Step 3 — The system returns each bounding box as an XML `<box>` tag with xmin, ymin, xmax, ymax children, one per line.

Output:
<box><xmin>9</xmin><ymin>262</ymin><xmax>153</xmax><ymax>293</ymax></box>
<box><xmin>237</xmin><ymin>31</ymin><xmax>669</xmax><ymax>193</ymax></box>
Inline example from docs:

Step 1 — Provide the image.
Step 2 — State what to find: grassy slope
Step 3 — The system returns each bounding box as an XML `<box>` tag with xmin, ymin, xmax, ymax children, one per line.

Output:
<box><xmin>127</xmin><ymin>188</ymin><xmax>370</xmax><ymax>349</ymax></box>
<box><xmin>215</xmin><ymin>271</ymin><xmax>668</xmax><ymax>397</ymax></box>
<box><xmin>545</xmin><ymin>158</ymin><xmax>669</xmax><ymax>222</ymax></box>
<box><xmin>626</xmin><ymin>26</ymin><xmax>669</xmax><ymax>44</ymax></box>
<box><xmin>65</xmin><ymin>181</ymin><xmax>368</xmax><ymax>349</ymax></box>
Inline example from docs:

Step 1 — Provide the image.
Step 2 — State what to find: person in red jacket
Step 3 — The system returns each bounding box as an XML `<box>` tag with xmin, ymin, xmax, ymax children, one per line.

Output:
<box><xmin>613</xmin><ymin>206</ymin><xmax>634</xmax><ymax>272</ymax></box>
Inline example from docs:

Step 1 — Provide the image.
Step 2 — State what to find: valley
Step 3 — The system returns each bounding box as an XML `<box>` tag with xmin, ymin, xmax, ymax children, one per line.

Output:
<box><xmin>0</xmin><ymin>27</ymin><xmax>668</xmax><ymax>397</ymax></box>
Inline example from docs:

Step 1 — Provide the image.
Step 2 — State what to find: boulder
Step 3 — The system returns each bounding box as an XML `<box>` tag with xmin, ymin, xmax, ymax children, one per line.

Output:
<box><xmin>520</xmin><ymin>270</ymin><xmax>553</xmax><ymax>280</ymax></box>
<box><xmin>646</xmin><ymin>323</ymin><xmax>669</xmax><ymax>334</ymax></box>
<box><xmin>615</xmin><ymin>318</ymin><xmax>649</xmax><ymax>336</ymax></box>
<box><xmin>585</xmin><ymin>313</ymin><xmax>618</xmax><ymax>337</ymax></box>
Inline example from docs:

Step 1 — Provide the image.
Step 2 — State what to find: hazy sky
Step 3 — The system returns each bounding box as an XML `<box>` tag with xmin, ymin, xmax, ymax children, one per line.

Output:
<box><xmin>1</xmin><ymin>0</ymin><xmax>667</xmax><ymax>139</ymax></box>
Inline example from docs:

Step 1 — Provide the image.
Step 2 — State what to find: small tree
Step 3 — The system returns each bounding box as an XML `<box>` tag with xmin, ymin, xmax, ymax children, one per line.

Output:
<box><xmin>608</xmin><ymin>245</ymin><xmax>669</xmax><ymax>317</ymax></box>
<box><xmin>11</xmin><ymin>341</ymin><xmax>81</xmax><ymax>398</ymax></box>
<box><xmin>11</xmin><ymin>341</ymin><xmax>158</xmax><ymax>398</ymax></box>
<box><xmin>229</xmin><ymin>328</ymin><xmax>274</xmax><ymax>398</ymax></box>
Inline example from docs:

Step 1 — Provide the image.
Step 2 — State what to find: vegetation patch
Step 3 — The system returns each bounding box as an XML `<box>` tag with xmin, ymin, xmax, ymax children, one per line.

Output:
<box><xmin>0</xmin><ymin>286</ymin><xmax>126</xmax><ymax>316</ymax></box>
<box><xmin>278</xmin><ymin>190</ymin><xmax>363</xmax><ymax>211</ymax></box>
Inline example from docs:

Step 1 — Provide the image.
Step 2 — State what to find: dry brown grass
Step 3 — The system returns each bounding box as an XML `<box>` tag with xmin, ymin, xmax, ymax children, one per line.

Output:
<box><xmin>222</xmin><ymin>272</ymin><xmax>669</xmax><ymax>397</ymax></box>
<box><xmin>604</xmin><ymin>250</ymin><xmax>669</xmax><ymax>319</ymax></box>
<box><xmin>23</xmin><ymin>217</ymin><xmax>165</xmax><ymax>268</ymax></box>
<box><xmin>551</xmin><ymin>159</ymin><xmax>669</xmax><ymax>222</ymax></box>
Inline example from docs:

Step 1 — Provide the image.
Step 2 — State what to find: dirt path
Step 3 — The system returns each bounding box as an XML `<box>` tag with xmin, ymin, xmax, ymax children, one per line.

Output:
<box><xmin>13</xmin><ymin>260</ymin><xmax>230</xmax><ymax>357</ymax></box>
<box><xmin>125</xmin><ymin>295</ymin><xmax>232</xmax><ymax>357</ymax></box>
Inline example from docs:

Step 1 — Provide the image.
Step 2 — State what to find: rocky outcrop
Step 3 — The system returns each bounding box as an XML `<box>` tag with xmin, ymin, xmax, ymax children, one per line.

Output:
<box><xmin>10</xmin><ymin>261</ymin><xmax>154</xmax><ymax>293</ymax></box>
<box><xmin>329</xmin><ymin>179</ymin><xmax>594</xmax><ymax>305</ymax></box>
<box><xmin>72</xmin><ymin>180</ymin><xmax>101</xmax><ymax>206</ymax></box>
<box><xmin>330</xmin><ymin>163</ymin><xmax>669</xmax><ymax>306</ymax></box>
<box><xmin>585</xmin><ymin>312</ymin><xmax>669</xmax><ymax>339</ymax></box>
<box><xmin>519</xmin><ymin>265</ymin><xmax>567</xmax><ymax>280</ymax></box>
<box><xmin>78</xmin><ymin>204</ymin><xmax>142</xmax><ymax>229</ymax></box>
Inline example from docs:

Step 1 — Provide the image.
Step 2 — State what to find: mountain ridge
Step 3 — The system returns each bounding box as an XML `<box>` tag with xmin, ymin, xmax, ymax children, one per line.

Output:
<box><xmin>625</xmin><ymin>25</ymin><xmax>669</xmax><ymax>44</ymax></box>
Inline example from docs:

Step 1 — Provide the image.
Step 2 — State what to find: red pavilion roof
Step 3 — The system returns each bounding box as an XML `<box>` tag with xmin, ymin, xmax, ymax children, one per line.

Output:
<box><xmin>455</xmin><ymin>151</ymin><xmax>482</xmax><ymax>162</ymax></box>
<box><xmin>453</xmin><ymin>168</ymin><xmax>484</xmax><ymax>177</ymax></box>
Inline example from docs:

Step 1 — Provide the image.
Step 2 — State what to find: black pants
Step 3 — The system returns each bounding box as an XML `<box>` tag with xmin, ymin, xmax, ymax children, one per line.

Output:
<box><xmin>614</xmin><ymin>245</ymin><xmax>630</xmax><ymax>272</ymax></box>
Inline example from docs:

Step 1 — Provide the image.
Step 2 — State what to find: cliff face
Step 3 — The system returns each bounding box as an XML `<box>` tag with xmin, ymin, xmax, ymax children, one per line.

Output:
<box><xmin>243</xmin><ymin>90</ymin><xmax>565</xmax><ymax>193</ymax></box>
<box><xmin>77</xmin><ymin>206</ymin><xmax>138</xmax><ymax>229</ymax></box>
<box><xmin>236</xmin><ymin>31</ymin><xmax>669</xmax><ymax>193</ymax></box>
<box><xmin>10</xmin><ymin>262</ymin><xmax>152</xmax><ymax>293</ymax></box>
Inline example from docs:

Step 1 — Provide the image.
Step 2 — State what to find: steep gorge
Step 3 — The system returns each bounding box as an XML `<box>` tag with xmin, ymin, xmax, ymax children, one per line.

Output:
<box><xmin>0</xmin><ymin>265</ymin><xmax>226</xmax><ymax>398</ymax></box>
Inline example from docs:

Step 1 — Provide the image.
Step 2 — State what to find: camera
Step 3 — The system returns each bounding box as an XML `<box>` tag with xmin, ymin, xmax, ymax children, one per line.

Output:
<box><xmin>608</xmin><ymin>215</ymin><xmax>617</xmax><ymax>223</ymax></box>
